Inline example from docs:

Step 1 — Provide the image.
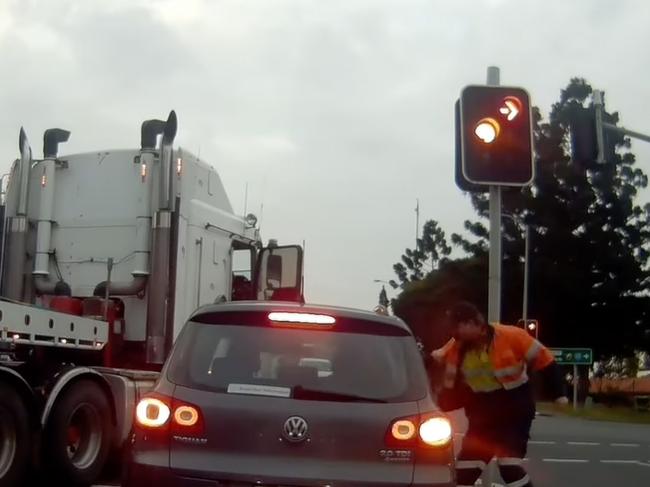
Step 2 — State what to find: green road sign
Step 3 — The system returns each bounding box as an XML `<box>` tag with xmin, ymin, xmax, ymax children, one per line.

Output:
<box><xmin>550</xmin><ymin>348</ymin><xmax>593</xmax><ymax>365</ymax></box>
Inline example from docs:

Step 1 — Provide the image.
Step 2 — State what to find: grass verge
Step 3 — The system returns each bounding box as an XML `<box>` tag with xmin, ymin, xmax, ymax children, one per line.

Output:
<box><xmin>537</xmin><ymin>402</ymin><xmax>650</xmax><ymax>424</ymax></box>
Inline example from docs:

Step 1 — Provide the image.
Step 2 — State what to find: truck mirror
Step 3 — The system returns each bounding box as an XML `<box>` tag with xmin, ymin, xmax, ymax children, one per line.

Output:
<box><xmin>255</xmin><ymin>245</ymin><xmax>304</xmax><ymax>302</ymax></box>
<box><xmin>266</xmin><ymin>254</ymin><xmax>283</xmax><ymax>289</ymax></box>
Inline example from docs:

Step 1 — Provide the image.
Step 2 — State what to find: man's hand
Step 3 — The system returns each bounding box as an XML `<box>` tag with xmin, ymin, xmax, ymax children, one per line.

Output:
<box><xmin>430</xmin><ymin>349</ymin><xmax>445</xmax><ymax>362</ymax></box>
<box><xmin>554</xmin><ymin>396</ymin><xmax>569</xmax><ymax>406</ymax></box>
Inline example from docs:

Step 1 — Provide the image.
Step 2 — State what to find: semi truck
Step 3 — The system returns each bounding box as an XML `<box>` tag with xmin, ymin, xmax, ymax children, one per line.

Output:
<box><xmin>0</xmin><ymin>111</ymin><xmax>303</xmax><ymax>487</ymax></box>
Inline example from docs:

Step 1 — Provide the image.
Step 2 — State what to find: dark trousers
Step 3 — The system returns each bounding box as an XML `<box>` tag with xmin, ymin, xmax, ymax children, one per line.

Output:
<box><xmin>456</xmin><ymin>388</ymin><xmax>535</xmax><ymax>486</ymax></box>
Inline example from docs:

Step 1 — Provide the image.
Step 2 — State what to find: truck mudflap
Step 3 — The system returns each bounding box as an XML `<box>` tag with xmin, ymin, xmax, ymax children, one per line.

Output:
<box><xmin>92</xmin><ymin>367</ymin><xmax>160</xmax><ymax>447</ymax></box>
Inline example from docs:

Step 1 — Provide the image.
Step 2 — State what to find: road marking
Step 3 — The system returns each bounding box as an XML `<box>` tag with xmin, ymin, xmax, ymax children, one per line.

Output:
<box><xmin>568</xmin><ymin>441</ymin><xmax>600</xmax><ymax>446</ymax></box>
<box><xmin>529</xmin><ymin>440</ymin><xmax>556</xmax><ymax>445</ymax></box>
<box><xmin>600</xmin><ymin>460</ymin><xmax>639</xmax><ymax>465</ymax></box>
<box><xmin>610</xmin><ymin>443</ymin><xmax>640</xmax><ymax>447</ymax></box>
<box><xmin>542</xmin><ymin>458</ymin><xmax>589</xmax><ymax>463</ymax></box>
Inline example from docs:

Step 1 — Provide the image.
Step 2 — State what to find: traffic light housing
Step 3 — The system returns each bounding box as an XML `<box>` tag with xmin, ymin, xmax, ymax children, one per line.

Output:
<box><xmin>455</xmin><ymin>100</ymin><xmax>486</xmax><ymax>192</ymax></box>
<box><xmin>569</xmin><ymin>106</ymin><xmax>598</xmax><ymax>165</ymax></box>
<box><xmin>458</xmin><ymin>86</ymin><xmax>534</xmax><ymax>187</ymax></box>
<box><xmin>569</xmin><ymin>105</ymin><xmax>624</xmax><ymax>165</ymax></box>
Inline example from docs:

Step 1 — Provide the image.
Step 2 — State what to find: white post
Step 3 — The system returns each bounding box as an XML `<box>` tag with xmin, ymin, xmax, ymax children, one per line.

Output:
<box><xmin>485</xmin><ymin>66</ymin><xmax>503</xmax><ymax>487</ymax></box>
<box><xmin>522</xmin><ymin>224</ymin><xmax>530</xmax><ymax>325</ymax></box>
<box><xmin>487</xmin><ymin>66</ymin><xmax>502</xmax><ymax>325</ymax></box>
<box><xmin>573</xmin><ymin>364</ymin><xmax>579</xmax><ymax>410</ymax></box>
<box><xmin>593</xmin><ymin>90</ymin><xmax>606</xmax><ymax>164</ymax></box>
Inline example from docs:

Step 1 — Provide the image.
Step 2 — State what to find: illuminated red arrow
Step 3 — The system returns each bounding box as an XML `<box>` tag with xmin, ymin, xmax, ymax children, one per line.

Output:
<box><xmin>499</xmin><ymin>97</ymin><xmax>521</xmax><ymax>121</ymax></box>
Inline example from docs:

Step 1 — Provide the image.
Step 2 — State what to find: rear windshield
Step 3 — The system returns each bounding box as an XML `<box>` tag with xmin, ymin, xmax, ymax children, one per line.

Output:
<box><xmin>167</xmin><ymin>317</ymin><xmax>428</xmax><ymax>403</ymax></box>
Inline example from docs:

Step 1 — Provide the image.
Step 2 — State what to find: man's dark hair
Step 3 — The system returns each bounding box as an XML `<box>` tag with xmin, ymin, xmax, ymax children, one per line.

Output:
<box><xmin>446</xmin><ymin>301</ymin><xmax>485</xmax><ymax>325</ymax></box>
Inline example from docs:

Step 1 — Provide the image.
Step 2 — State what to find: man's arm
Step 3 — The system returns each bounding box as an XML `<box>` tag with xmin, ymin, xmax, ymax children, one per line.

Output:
<box><xmin>536</xmin><ymin>360</ymin><xmax>568</xmax><ymax>402</ymax></box>
<box><xmin>515</xmin><ymin>329</ymin><xmax>568</xmax><ymax>402</ymax></box>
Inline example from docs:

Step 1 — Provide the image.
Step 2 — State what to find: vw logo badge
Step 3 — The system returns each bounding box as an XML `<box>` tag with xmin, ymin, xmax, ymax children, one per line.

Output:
<box><xmin>282</xmin><ymin>416</ymin><xmax>308</xmax><ymax>443</ymax></box>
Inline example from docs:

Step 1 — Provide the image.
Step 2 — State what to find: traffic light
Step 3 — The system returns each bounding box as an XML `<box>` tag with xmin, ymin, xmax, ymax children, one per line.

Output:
<box><xmin>457</xmin><ymin>86</ymin><xmax>534</xmax><ymax>187</ymax></box>
<box><xmin>569</xmin><ymin>104</ymin><xmax>624</xmax><ymax>165</ymax></box>
<box><xmin>569</xmin><ymin>106</ymin><xmax>598</xmax><ymax>165</ymax></box>
<box><xmin>518</xmin><ymin>318</ymin><xmax>539</xmax><ymax>339</ymax></box>
<box><xmin>455</xmin><ymin>100</ymin><xmax>487</xmax><ymax>192</ymax></box>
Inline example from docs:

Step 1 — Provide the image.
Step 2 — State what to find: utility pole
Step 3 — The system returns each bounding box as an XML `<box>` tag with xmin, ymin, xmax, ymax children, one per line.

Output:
<box><xmin>487</xmin><ymin>66</ymin><xmax>502</xmax><ymax>324</ymax></box>
<box><xmin>522</xmin><ymin>223</ymin><xmax>530</xmax><ymax>325</ymax></box>
<box><xmin>415</xmin><ymin>198</ymin><xmax>420</xmax><ymax>248</ymax></box>
<box><xmin>502</xmin><ymin>213</ymin><xmax>530</xmax><ymax>324</ymax></box>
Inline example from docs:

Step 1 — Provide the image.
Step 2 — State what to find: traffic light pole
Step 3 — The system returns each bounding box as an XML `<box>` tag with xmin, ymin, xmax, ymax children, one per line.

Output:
<box><xmin>523</xmin><ymin>223</ymin><xmax>530</xmax><ymax>325</ymax></box>
<box><xmin>573</xmin><ymin>364</ymin><xmax>579</xmax><ymax>410</ymax></box>
<box><xmin>487</xmin><ymin>66</ymin><xmax>502</xmax><ymax>324</ymax></box>
<box><xmin>593</xmin><ymin>90</ymin><xmax>650</xmax><ymax>160</ymax></box>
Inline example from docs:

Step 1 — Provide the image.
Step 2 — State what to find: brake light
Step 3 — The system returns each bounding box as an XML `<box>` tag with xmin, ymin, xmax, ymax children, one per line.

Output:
<box><xmin>419</xmin><ymin>417</ymin><xmax>452</xmax><ymax>447</ymax></box>
<box><xmin>135</xmin><ymin>395</ymin><xmax>204</xmax><ymax>435</ymax></box>
<box><xmin>387</xmin><ymin>414</ymin><xmax>452</xmax><ymax>448</ymax></box>
<box><xmin>136</xmin><ymin>397</ymin><xmax>170</xmax><ymax>428</ymax></box>
<box><xmin>268</xmin><ymin>312</ymin><xmax>336</xmax><ymax>326</ymax></box>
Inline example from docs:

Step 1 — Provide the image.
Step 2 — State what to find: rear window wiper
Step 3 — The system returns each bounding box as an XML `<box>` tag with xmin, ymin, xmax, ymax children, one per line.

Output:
<box><xmin>292</xmin><ymin>386</ymin><xmax>387</xmax><ymax>403</ymax></box>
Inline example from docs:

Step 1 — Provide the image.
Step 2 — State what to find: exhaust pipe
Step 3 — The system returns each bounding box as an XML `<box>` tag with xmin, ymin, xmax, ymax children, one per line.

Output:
<box><xmin>146</xmin><ymin>110</ymin><xmax>177</xmax><ymax>364</ymax></box>
<box><xmin>34</xmin><ymin>129</ymin><xmax>72</xmax><ymax>296</ymax></box>
<box><xmin>93</xmin><ymin>118</ymin><xmax>167</xmax><ymax>297</ymax></box>
<box><xmin>2</xmin><ymin>129</ymin><xmax>32</xmax><ymax>300</ymax></box>
<box><xmin>158</xmin><ymin>110</ymin><xmax>177</xmax><ymax>211</ymax></box>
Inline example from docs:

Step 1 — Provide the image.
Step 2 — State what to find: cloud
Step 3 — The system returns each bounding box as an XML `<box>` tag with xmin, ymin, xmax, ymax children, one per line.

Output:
<box><xmin>1</xmin><ymin>0</ymin><xmax>649</xmax><ymax>310</ymax></box>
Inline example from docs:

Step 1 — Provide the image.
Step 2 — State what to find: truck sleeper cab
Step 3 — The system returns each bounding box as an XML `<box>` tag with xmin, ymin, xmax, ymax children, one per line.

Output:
<box><xmin>0</xmin><ymin>111</ymin><xmax>303</xmax><ymax>487</ymax></box>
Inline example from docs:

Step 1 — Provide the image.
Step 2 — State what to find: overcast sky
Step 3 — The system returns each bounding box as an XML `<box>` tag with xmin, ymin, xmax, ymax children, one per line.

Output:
<box><xmin>1</xmin><ymin>0</ymin><xmax>649</xmax><ymax>310</ymax></box>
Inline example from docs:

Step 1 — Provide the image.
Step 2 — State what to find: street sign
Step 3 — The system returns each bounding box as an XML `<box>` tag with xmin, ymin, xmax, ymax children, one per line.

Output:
<box><xmin>551</xmin><ymin>348</ymin><xmax>593</xmax><ymax>365</ymax></box>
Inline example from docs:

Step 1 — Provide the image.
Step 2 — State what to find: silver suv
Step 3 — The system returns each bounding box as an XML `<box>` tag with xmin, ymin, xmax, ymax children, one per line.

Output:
<box><xmin>124</xmin><ymin>302</ymin><xmax>455</xmax><ymax>487</ymax></box>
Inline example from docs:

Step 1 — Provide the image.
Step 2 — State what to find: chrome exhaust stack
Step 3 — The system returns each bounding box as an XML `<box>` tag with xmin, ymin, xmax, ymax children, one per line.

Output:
<box><xmin>146</xmin><ymin>110</ymin><xmax>177</xmax><ymax>364</ymax></box>
<box><xmin>34</xmin><ymin>128</ymin><xmax>72</xmax><ymax>296</ymax></box>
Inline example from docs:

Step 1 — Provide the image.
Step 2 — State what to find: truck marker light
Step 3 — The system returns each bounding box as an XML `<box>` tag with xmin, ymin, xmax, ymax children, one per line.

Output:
<box><xmin>419</xmin><ymin>417</ymin><xmax>452</xmax><ymax>446</ymax></box>
<box><xmin>268</xmin><ymin>312</ymin><xmax>335</xmax><ymax>325</ymax></box>
<box><xmin>136</xmin><ymin>397</ymin><xmax>171</xmax><ymax>428</ymax></box>
<box><xmin>141</xmin><ymin>162</ymin><xmax>147</xmax><ymax>182</ymax></box>
<box><xmin>176</xmin><ymin>157</ymin><xmax>183</xmax><ymax>176</ymax></box>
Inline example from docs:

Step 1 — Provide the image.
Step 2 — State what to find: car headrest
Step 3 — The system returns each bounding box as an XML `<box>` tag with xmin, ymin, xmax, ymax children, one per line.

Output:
<box><xmin>277</xmin><ymin>365</ymin><xmax>318</xmax><ymax>385</ymax></box>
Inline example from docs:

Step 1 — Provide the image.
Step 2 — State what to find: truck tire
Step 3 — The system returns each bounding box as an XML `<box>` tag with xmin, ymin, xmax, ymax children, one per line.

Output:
<box><xmin>0</xmin><ymin>383</ymin><xmax>31</xmax><ymax>487</ymax></box>
<box><xmin>44</xmin><ymin>380</ymin><xmax>112</xmax><ymax>487</ymax></box>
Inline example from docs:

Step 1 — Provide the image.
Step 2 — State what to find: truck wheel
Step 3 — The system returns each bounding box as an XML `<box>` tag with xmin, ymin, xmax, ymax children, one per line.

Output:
<box><xmin>44</xmin><ymin>380</ymin><xmax>112</xmax><ymax>487</ymax></box>
<box><xmin>0</xmin><ymin>383</ymin><xmax>31</xmax><ymax>487</ymax></box>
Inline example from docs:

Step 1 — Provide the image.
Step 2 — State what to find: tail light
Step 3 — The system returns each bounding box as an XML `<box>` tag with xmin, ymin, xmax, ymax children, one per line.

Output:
<box><xmin>387</xmin><ymin>413</ymin><xmax>452</xmax><ymax>448</ymax></box>
<box><xmin>135</xmin><ymin>394</ymin><xmax>204</xmax><ymax>435</ymax></box>
<box><xmin>174</xmin><ymin>405</ymin><xmax>200</xmax><ymax>426</ymax></box>
<box><xmin>136</xmin><ymin>397</ymin><xmax>170</xmax><ymax>428</ymax></box>
<box><xmin>391</xmin><ymin>419</ymin><xmax>417</xmax><ymax>441</ymax></box>
<box><xmin>419</xmin><ymin>416</ymin><xmax>452</xmax><ymax>446</ymax></box>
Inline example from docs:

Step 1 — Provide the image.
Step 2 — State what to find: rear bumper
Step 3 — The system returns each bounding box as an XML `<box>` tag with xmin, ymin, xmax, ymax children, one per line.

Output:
<box><xmin>124</xmin><ymin>433</ymin><xmax>455</xmax><ymax>487</ymax></box>
<box><xmin>123</xmin><ymin>461</ymin><xmax>455</xmax><ymax>487</ymax></box>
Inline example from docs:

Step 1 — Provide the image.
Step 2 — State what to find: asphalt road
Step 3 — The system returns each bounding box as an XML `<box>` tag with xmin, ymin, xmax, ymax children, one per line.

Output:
<box><xmin>449</xmin><ymin>411</ymin><xmax>650</xmax><ymax>487</ymax></box>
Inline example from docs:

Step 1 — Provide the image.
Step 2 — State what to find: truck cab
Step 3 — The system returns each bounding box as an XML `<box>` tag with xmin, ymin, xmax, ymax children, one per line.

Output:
<box><xmin>0</xmin><ymin>111</ymin><xmax>303</xmax><ymax>487</ymax></box>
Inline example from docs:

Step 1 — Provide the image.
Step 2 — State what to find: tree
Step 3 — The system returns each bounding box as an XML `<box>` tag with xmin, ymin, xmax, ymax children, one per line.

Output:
<box><xmin>378</xmin><ymin>286</ymin><xmax>389</xmax><ymax>308</ymax></box>
<box><xmin>390</xmin><ymin>220</ymin><xmax>452</xmax><ymax>289</ymax></box>
<box><xmin>392</xmin><ymin>257</ymin><xmax>488</xmax><ymax>353</ymax></box>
